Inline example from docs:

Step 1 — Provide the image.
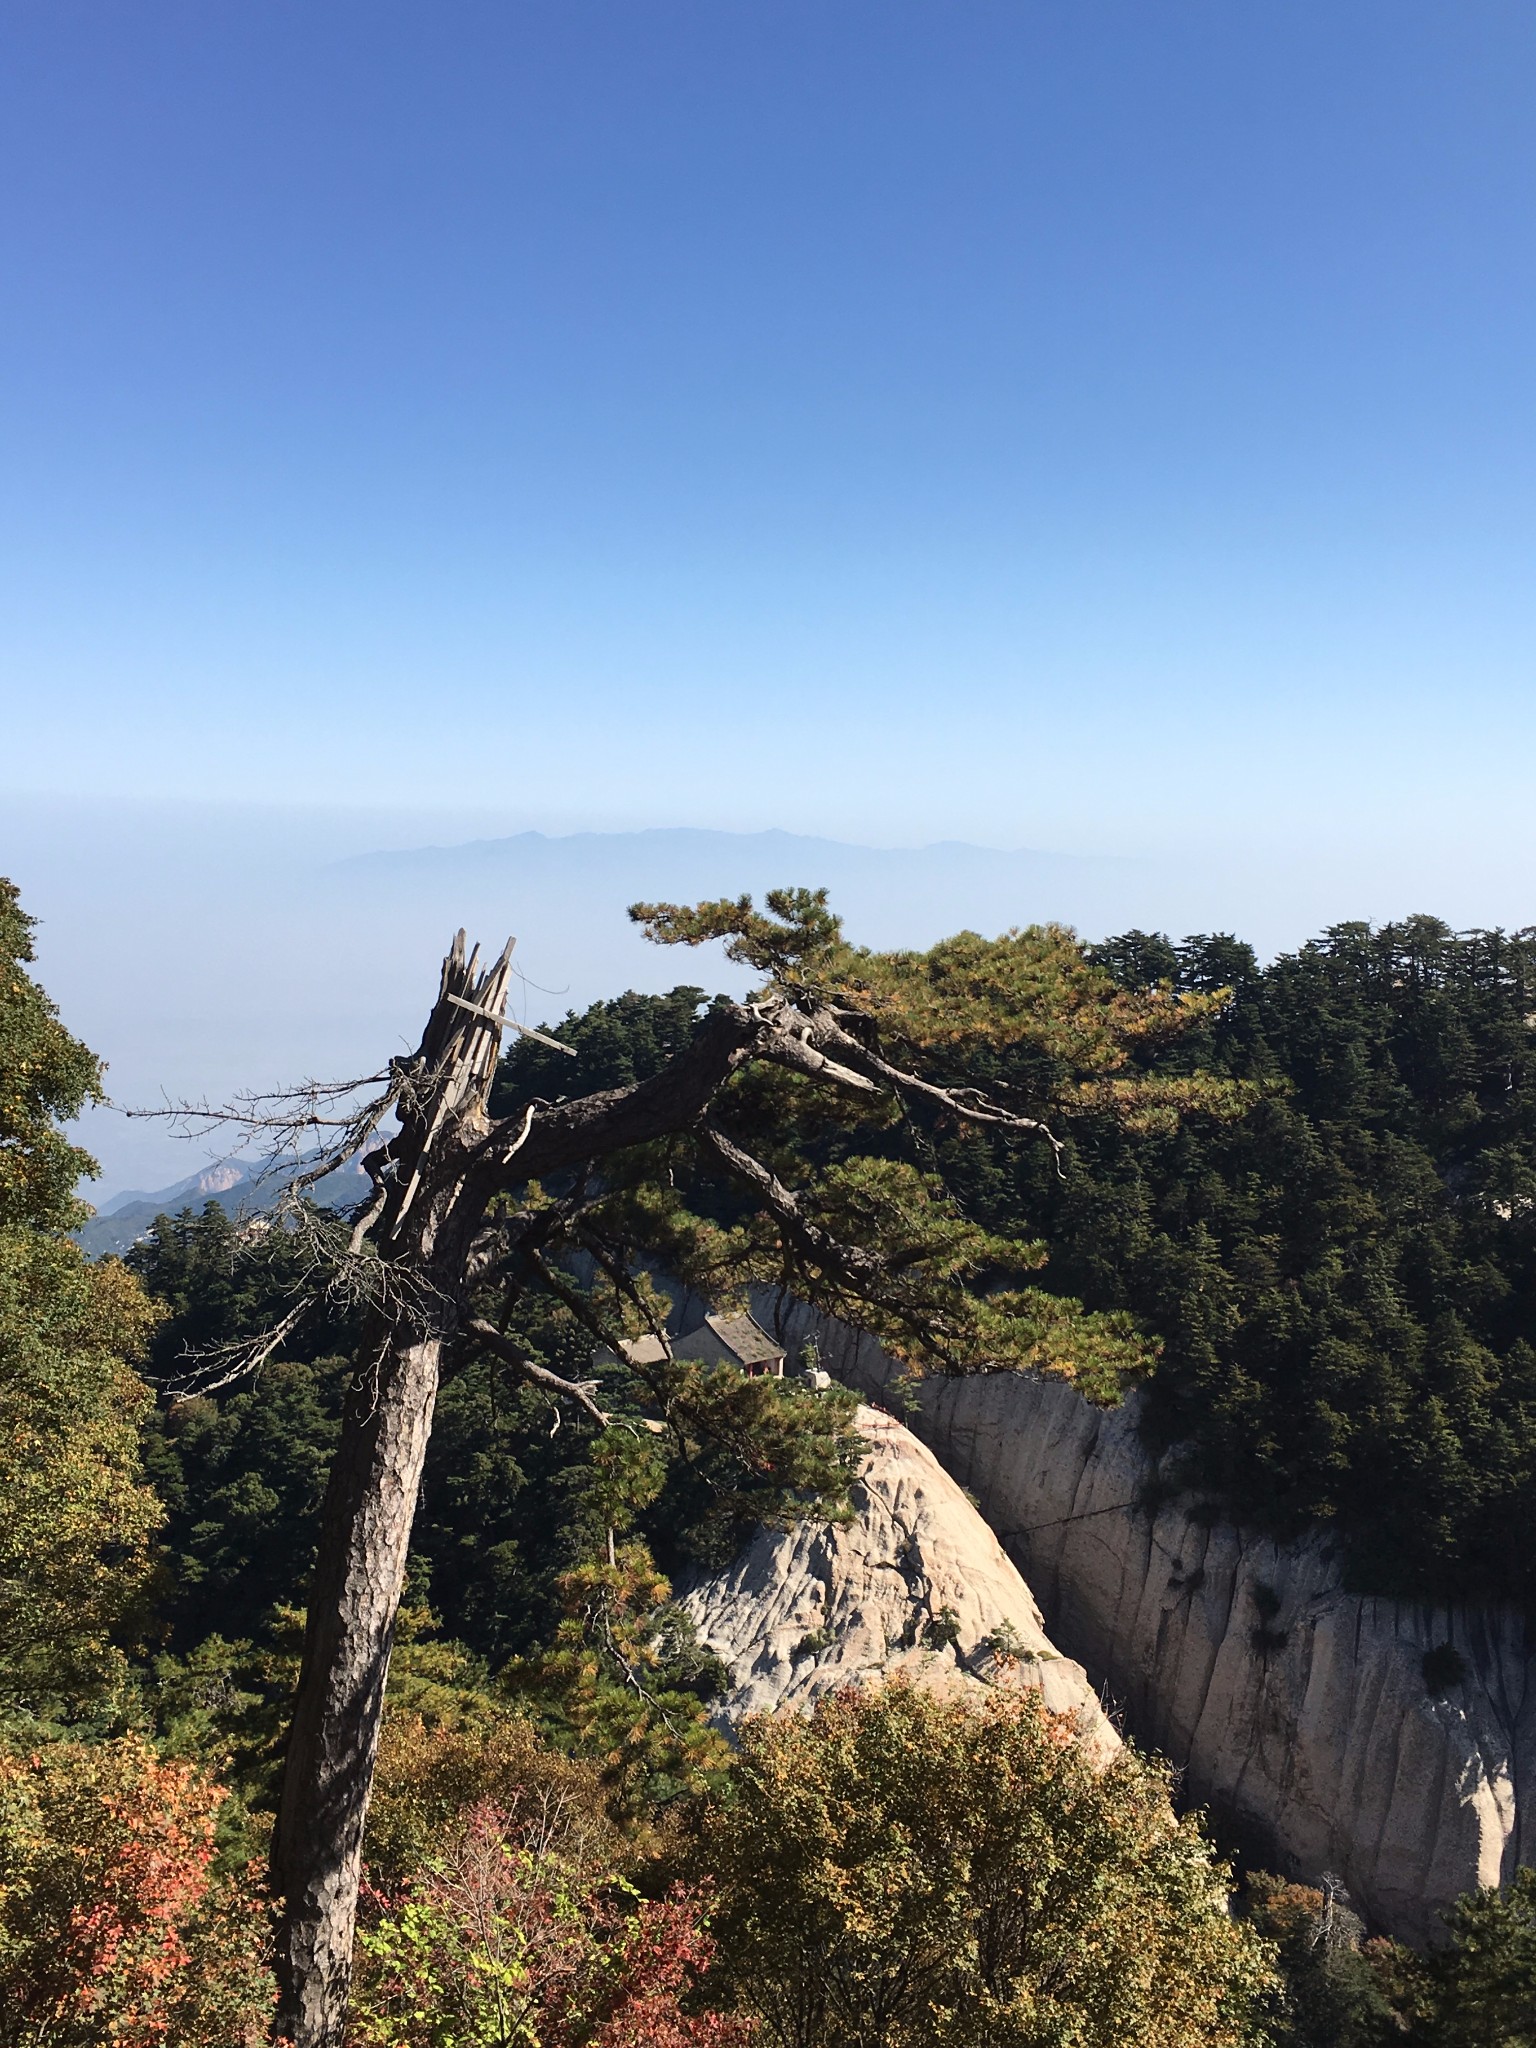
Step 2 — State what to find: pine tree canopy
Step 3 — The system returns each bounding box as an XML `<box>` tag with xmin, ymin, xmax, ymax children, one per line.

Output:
<box><xmin>476</xmin><ymin>889</ymin><xmax>1254</xmax><ymax>1403</ymax></box>
<box><xmin>0</xmin><ymin>879</ymin><xmax>104</xmax><ymax>1233</ymax></box>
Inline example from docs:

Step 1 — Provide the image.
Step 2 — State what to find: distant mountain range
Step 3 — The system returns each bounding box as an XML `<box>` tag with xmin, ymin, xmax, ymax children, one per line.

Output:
<box><xmin>321</xmin><ymin>827</ymin><xmax>1161</xmax><ymax>1031</ymax></box>
<box><xmin>78</xmin><ymin>1156</ymin><xmax>370</xmax><ymax>1259</ymax></box>
<box><xmin>23</xmin><ymin>804</ymin><xmax>1507</xmax><ymax>1205</ymax></box>
<box><xmin>329</xmin><ymin>826</ymin><xmax>1137</xmax><ymax>954</ymax></box>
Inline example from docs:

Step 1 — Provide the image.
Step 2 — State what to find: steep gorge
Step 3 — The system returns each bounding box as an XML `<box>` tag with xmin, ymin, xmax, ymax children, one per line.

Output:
<box><xmin>764</xmin><ymin>1299</ymin><xmax>1535</xmax><ymax>1946</ymax></box>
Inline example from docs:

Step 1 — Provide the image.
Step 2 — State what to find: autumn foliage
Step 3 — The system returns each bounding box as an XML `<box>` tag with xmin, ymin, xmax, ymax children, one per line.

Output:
<box><xmin>350</xmin><ymin>1797</ymin><xmax>752</xmax><ymax>2048</ymax></box>
<box><xmin>9</xmin><ymin>876</ymin><xmax>1536</xmax><ymax>2047</ymax></box>
<box><xmin>697</xmin><ymin>1680</ymin><xmax>1277</xmax><ymax>2048</ymax></box>
<box><xmin>0</xmin><ymin>1735</ymin><xmax>275</xmax><ymax>2046</ymax></box>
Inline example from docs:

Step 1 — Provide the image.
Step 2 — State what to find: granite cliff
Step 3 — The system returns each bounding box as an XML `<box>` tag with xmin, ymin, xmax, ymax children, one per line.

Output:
<box><xmin>762</xmin><ymin>1299</ymin><xmax>1535</xmax><ymax>1947</ymax></box>
<box><xmin>680</xmin><ymin>1403</ymin><xmax>1118</xmax><ymax>1761</ymax></box>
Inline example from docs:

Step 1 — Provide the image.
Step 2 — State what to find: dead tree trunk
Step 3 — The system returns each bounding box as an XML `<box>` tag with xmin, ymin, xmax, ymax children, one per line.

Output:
<box><xmin>259</xmin><ymin>912</ymin><xmax>1002</xmax><ymax>2042</ymax></box>
<box><xmin>270</xmin><ymin>934</ymin><xmax>515</xmax><ymax>2048</ymax></box>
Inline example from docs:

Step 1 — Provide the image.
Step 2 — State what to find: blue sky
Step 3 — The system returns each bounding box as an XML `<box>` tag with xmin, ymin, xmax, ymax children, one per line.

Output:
<box><xmin>4</xmin><ymin>1</ymin><xmax>1535</xmax><ymax>867</ymax></box>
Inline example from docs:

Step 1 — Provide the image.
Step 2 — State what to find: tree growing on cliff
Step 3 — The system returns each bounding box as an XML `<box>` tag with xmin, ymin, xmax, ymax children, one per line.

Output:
<box><xmin>153</xmin><ymin>888</ymin><xmax>1241</xmax><ymax>2045</ymax></box>
<box><xmin>1239</xmin><ymin>1873</ymin><xmax>1400</xmax><ymax>2048</ymax></box>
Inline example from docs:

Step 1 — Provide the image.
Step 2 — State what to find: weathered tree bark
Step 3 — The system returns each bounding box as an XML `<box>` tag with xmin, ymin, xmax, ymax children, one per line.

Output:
<box><xmin>268</xmin><ymin>944</ymin><xmax>766</xmax><ymax>2042</ymax></box>
<box><xmin>264</xmin><ymin>925</ymin><xmax>1043</xmax><ymax>2043</ymax></box>
<box><xmin>270</xmin><ymin>935</ymin><xmax>513</xmax><ymax>2046</ymax></box>
<box><xmin>269</xmin><ymin>1325</ymin><xmax>448</xmax><ymax>2042</ymax></box>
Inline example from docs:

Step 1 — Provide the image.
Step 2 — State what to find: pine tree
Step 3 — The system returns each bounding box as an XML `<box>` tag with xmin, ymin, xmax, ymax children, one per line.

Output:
<box><xmin>169</xmin><ymin>889</ymin><xmax>1237</xmax><ymax>2044</ymax></box>
<box><xmin>0</xmin><ymin>880</ymin><xmax>163</xmax><ymax>1728</ymax></box>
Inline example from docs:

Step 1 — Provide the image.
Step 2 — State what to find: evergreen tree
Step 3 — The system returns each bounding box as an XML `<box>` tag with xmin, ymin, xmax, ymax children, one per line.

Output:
<box><xmin>0</xmin><ymin>880</ymin><xmax>163</xmax><ymax>1728</ymax></box>
<box><xmin>1412</xmin><ymin>1865</ymin><xmax>1536</xmax><ymax>2048</ymax></box>
<box><xmin>188</xmin><ymin>892</ymin><xmax>1237</xmax><ymax>2042</ymax></box>
<box><xmin>945</xmin><ymin>917</ymin><xmax>1536</xmax><ymax>1603</ymax></box>
<box><xmin>0</xmin><ymin>878</ymin><xmax>102</xmax><ymax>1234</ymax></box>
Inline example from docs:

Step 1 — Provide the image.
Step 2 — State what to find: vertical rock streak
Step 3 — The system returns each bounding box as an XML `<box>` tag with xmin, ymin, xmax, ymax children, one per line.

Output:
<box><xmin>767</xmin><ymin>1299</ymin><xmax>1536</xmax><ymax>1945</ymax></box>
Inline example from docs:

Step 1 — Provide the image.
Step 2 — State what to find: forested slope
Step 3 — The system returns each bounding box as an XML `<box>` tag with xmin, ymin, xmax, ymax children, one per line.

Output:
<box><xmin>495</xmin><ymin>916</ymin><xmax>1536</xmax><ymax>1607</ymax></box>
<box><xmin>8</xmin><ymin>877</ymin><xmax>1535</xmax><ymax>2044</ymax></box>
<box><xmin>124</xmin><ymin>914</ymin><xmax>1536</xmax><ymax>1708</ymax></box>
<box><xmin>940</xmin><ymin>917</ymin><xmax>1536</xmax><ymax>1604</ymax></box>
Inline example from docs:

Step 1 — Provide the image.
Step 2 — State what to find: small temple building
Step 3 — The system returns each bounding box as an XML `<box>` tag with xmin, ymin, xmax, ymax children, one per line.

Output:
<box><xmin>595</xmin><ymin>1307</ymin><xmax>787</xmax><ymax>1377</ymax></box>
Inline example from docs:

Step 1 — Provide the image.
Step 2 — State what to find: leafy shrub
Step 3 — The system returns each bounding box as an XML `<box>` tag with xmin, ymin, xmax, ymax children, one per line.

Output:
<box><xmin>366</xmin><ymin>1713</ymin><xmax>619</xmax><ymax>1893</ymax></box>
<box><xmin>921</xmin><ymin>1605</ymin><xmax>962</xmax><ymax>1651</ymax></box>
<box><xmin>791</xmin><ymin>1628</ymin><xmax>835</xmax><ymax>1662</ymax></box>
<box><xmin>0</xmin><ymin>1735</ymin><xmax>275</xmax><ymax>2046</ymax></box>
<box><xmin>1240</xmin><ymin>1872</ymin><xmax>1400</xmax><ymax>2048</ymax></box>
<box><xmin>984</xmin><ymin>1618</ymin><xmax>1030</xmax><ymax>1665</ymax></box>
<box><xmin>697</xmin><ymin>1679</ymin><xmax>1277</xmax><ymax>2048</ymax></box>
<box><xmin>0</xmin><ymin>1231</ymin><xmax>162</xmax><ymax>1729</ymax></box>
<box><xmin>508</xmin><ymin>1539</ymin><xmax>734</xmax><ymax>1823</ymax></box>
<box><xmin>1242</xmin><ymin>1862</ymin><xmax>1536</xmax><ymax>2045</ymax></box>
<box><xmin>351</xmin><ymin>1799</ymin><xmax>752</xmax><ymax>2048</ymax></box>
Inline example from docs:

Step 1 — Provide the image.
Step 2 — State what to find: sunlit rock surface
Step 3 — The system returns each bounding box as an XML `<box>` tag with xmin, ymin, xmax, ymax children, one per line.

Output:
<box><xmin>767</xmin><ymin>1300</ymin><xmax>1536</xmax><ymax>1946</ymax></box>
<box><xmin>680</xmin><ymin>1404</ymin><xmax>1119</xmax><ymax>1762</ymax></box>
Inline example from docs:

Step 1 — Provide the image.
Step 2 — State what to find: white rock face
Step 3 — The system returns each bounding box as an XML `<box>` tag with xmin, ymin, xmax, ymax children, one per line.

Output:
<box><xmin>680</xmin><ymin>1404</ymin><xmax>1119</xmax><ymax>1761</ymax></box>
<box><xmin>763</xmin><ymin>1301</ymin><xmax>1536</xmax><ymax>1947</ymax></box>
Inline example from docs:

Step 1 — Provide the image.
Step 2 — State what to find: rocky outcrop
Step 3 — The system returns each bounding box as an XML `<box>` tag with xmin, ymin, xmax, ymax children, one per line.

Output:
<box><xmin>680</xmin><ymin>1405</ymin><xmax>1118</xmax><ymax>1760</ymax></box>
<box><xmin>764</xmin><ymin>1301</ymin><xmax>1536</xmax><ymax>1946</ymax></box>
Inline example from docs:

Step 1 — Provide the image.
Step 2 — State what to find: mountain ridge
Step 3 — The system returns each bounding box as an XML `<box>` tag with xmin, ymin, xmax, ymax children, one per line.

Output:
<box><xmin>78</xmin><ymin>1156</ymin><xmax>370</xmax><ymax>1259</ymax></box>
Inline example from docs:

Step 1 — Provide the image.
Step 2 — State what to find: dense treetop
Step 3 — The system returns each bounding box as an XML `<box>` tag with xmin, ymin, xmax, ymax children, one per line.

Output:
<box><xmin>0</xmin><ymin>878</ymin><xmax>103</xmax><ymax>1233</ymax></box>
<box><xmin>496</xmin><ymin>906</ymin><xmax>1536</xmax><ymax>1607</ymax></box>
<box><xmin>481</xmin><ymin>888</ymin><xmax>1247</xmax><ymax>1402</ymax></box>
<box><xmin>700</xmin><ymin>1680</ymin><xmax>1275</xmax><ymax>2048</ymax></box>
<box><xmin>950</xmin><ymin>916</ymin><xmax>1536</xmax><ymax>1603</ymax></box>
<box><xmin>0</xmin><ymin>878</ymin><xmax>162</xmax><ymax>1735</ymax></box>
<box><xmin>121</xmin><ymin>902</ymin><xmax>1536</xmax><ymax>1646</ymax></box>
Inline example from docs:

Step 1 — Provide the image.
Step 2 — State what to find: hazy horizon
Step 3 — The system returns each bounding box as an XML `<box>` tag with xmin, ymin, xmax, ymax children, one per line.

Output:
<box><xmin>8</xmin><ymin>790</ymin><xmax>1531</xmax><ymax>1202</ymax></box>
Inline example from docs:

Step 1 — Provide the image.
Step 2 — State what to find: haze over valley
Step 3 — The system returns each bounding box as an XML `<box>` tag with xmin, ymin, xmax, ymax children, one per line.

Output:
<box><xmin>13</xmin><ymin>793</ymin><xmax>1532</xmax><ymax>1198</ymax></box>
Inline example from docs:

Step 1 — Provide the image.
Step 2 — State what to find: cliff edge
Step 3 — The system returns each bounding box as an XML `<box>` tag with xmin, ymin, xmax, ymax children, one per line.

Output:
<box><xmin>766</xmin><ymin>1302</ymin><xmax>1535</xmax><ymax>1946</ymax></box>
<box><xmin>680</xmin><ymin>1403</ymin><xmax>1119</xmax><ymax>1761</ymax></box>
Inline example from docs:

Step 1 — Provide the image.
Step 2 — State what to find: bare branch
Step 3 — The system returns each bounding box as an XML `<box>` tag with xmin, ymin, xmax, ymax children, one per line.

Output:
<box><xmin>462</xmin><ymin>1318</ymin><xmax>611</xmax><ymax>1429</ymax></box>
<box><xmin>151</xmin><ymin>1299</ymin><xmax>311</xmax><ymax>1399</ymax></box>
<box><xmin>462</xmin><ymin>1172</ymin><xmax>600</xmax><ymax>1287</ymax></box>
<box><xmin>803</xmin><ymin>1009</ymin><xmax>1065</xmax><ymax>1166</ymax></box>
<box><xmin>522</xmin><ymin>1246</ymin><xmax>634</xmax><ymax>1357</ymax></box>
<box><xmin>127</xmin><ymin>1071</ymin><xmax>396</xmax><ymax>1154</ymax></box>
<box><xmin>345</xmin><ymin>1142</ymin><xmax>396</xmax><ymax>1258</ymax></box>
<box><xmin>573</xmin><ymin>1233</ymin><xmax>674</xmax><ymax>1351</ymax></box>
<box><xmin>446</xmin><ymin>993</ymin><xmax>577</xmax><ymax>1056</ymax></box>
<box><xmin>470</xmin><ymin>1001</ymin><xmax>767</xmax><ymax>1183</ymax></box>
<box><xmin>759</xmin><ymin>1027</ymin><xmax>885</xmax><ymax>1096</ymax></box>
<box><xmin>698</xmin><ymin>1121</ymin><xmax>888</xmax><ymax>1292</ymax></box>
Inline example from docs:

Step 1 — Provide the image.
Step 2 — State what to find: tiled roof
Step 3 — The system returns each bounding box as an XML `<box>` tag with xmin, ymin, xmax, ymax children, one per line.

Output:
<box><xmin>618</xmin><ymin>1333</ymin><xmax>671</xmax><ymax>1366</ymax></box>
<box><xmin>703</xmin><ymin>1311</ymin><xmax>785</xmax><ymax>1366</ymax></box>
